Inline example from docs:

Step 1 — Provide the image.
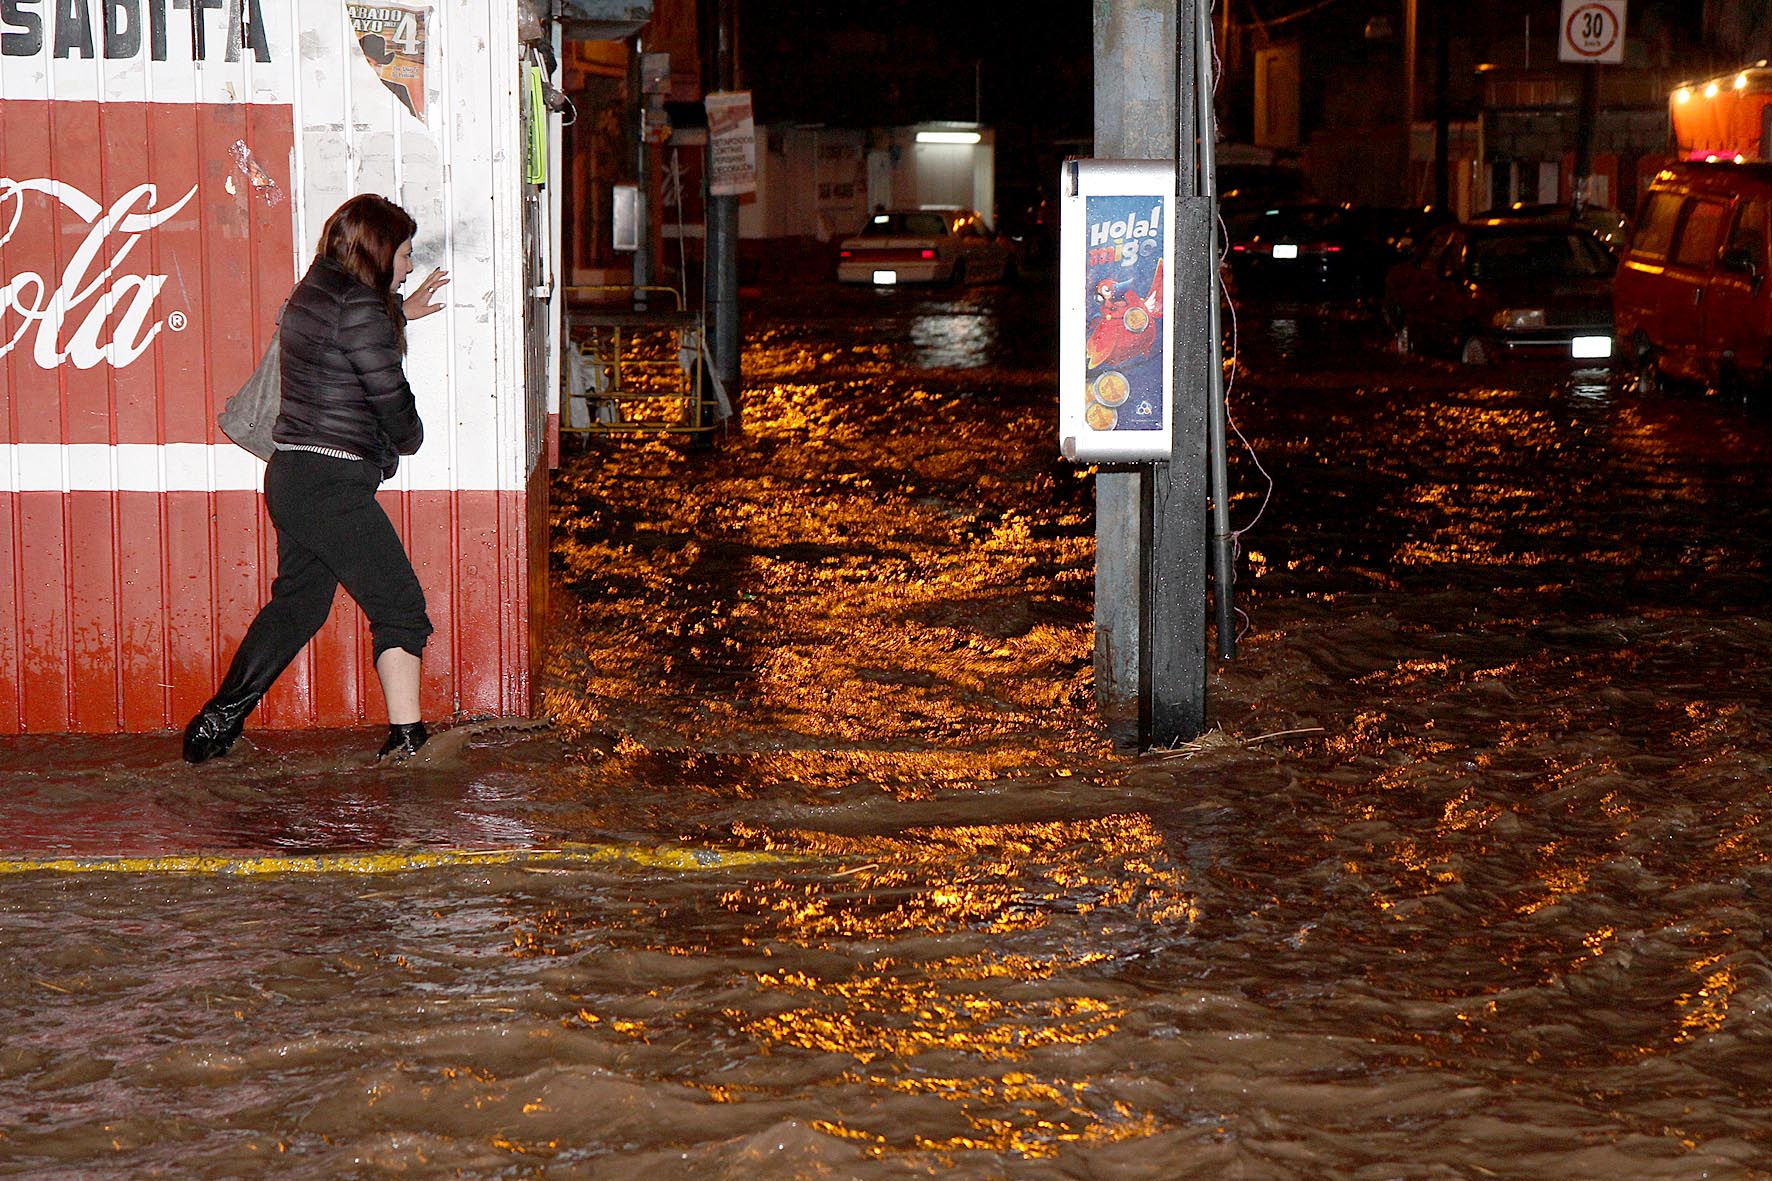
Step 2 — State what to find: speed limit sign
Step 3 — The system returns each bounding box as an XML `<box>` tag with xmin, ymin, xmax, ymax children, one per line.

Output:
<box><xmin>1560</xmin><ymin>0</ymin><xmax>1626</xmax><ymax>64</ymax></box>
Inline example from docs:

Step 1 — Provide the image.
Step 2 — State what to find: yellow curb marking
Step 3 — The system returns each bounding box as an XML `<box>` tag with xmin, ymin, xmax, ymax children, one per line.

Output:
<box><xmin>0</xmin><ymin>843</ymin><xmax>805</xmax><ymax>877</ymax></box>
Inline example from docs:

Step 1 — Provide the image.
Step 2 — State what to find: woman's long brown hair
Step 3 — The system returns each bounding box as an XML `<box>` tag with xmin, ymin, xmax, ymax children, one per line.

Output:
<box><xmin>316</xmin><ymin>194</ymin><xmax>418</xmax><ymax>350</ymax></box>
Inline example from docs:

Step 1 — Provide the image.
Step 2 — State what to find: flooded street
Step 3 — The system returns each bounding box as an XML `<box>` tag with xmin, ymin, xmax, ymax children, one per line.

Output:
<box><xmin>4</xmin><ymin>280</ymin><xmax>1772</xmax><ymax>1179</ymax></box>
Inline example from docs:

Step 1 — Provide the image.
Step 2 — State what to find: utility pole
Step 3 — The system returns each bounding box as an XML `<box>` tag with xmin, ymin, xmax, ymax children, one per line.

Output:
<box><xmin>1572</xmin><ymin>64</ymin><xmax>1598</xmax><ymax>214</ymax></box>
<box><xmin>700</xmin><ymin>0</ymin><xmax>741</xmax><ymax>427</ymax></box>
<box><xmin>1433</xmin><ymin>7</ymin><xmax>1451</xmax><ymax>209</ymax></box>
<box><xmin>1092</xmin><ymin>0</ymin><xmax>1215</xmax><ymax>750</ymax></box>
<box><xmin>1403</xmin><ymin>0</ymin><xmax>1418</xmax><ymax>202</ymax></box>
<box><xmin>631</xmin><ymin>47</ymin><xmax>653</xmax><ymax>300</ymax></box>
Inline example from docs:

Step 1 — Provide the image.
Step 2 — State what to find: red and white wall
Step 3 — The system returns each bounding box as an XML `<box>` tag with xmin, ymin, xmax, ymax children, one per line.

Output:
<box><xmin>0</xmin><ymin>1</ymin><xmax>550</xmax><ymax>733</ymax></box>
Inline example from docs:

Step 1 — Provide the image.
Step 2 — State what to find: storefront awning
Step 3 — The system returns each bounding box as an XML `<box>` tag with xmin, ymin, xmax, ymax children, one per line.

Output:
<box><xmin>559</xmin><ymin>0</ymin><xmax>651</xmax><ymax>40</ymax></box>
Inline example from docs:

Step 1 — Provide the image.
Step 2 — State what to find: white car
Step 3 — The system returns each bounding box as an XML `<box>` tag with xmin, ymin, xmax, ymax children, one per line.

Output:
<box><xmin>836</xmin><ymin>208</ymin><xmax>1016</xmax><ymax>286</ymax></box>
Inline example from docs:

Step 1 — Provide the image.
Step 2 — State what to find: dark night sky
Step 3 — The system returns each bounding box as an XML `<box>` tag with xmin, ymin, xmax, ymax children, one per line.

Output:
<box><xmin>736</xmin><ymin>1</ymin><xmax>1738</xmax><ymax>184</ymax></box>
<box><xmin>738</xmin><ymin>1</ymin><xmax>1093</xmax><ymax>131</ymax></box>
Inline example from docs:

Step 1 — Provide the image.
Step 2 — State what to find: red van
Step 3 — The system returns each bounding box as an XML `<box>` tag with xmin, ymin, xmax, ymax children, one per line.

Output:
<box><xmin>1614</xmin><ymin>162</ymin><xmax>1772</xmax><ymax>396</ymax></box>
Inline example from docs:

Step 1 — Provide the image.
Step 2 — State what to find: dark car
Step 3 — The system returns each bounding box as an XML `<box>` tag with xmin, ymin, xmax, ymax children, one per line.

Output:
<box><xmin>1223</xmin><ymin>203</ymin><xmax>1394</xmax><ymax>302</ymax></box>
<box><xmin>1218</xmin><ymin>162</ymin><xmax>1311</xmax><ymax>214</ymax></box>
<box><xmin>1470</xmin><ymin>202</ymin><xmax>1634</xmax><ymax>254</ymax></box>
<box><xmin>1382</xmin><ymin>220</ymin><xmax>1618</xmax><ymax>365</ymax></box>
<box><xmin>1342</xmin><ymin>204</ymin><xmax>1458</xmax><ymax>262</ymax></box>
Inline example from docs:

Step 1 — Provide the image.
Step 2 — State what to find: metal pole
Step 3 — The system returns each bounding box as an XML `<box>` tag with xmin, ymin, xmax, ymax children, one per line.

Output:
<box><xmin>702</xmin><ymin>0</ymin><xmax>741</xmax><ymax>429</ymax></box>
<box><xmin>1196</xmin><ymin>0</ymin><xmax>1236</xmax><ymax>661</ymax></box>
<box><xmin>1433</xmin><ymin>7</ymin><xmax>1450</xmax><ymax>210</ymax></box>
<box><xmin>1403</xmin><ymin>0</ymin><xmax>1417</xmax><ymax>202</ymax></box>
<box><xmin>631</xmin><ymin>43</ymin><xmax>652</xmax><ymax>305</ymax></box>
<box><xmin>1403</xmin><ymin>0</ymin><xmax>1417</xmax><ymax>126</ymax></box>
<box><xmin>1573</xmin><ymin>65</ymin><xmax>1598</xmax><ymax>215</ymax></box>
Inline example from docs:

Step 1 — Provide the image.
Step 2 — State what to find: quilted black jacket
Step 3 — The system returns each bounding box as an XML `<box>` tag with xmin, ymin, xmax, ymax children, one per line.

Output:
<box><xmin>273</xmin><ymin>257</ymin><xmax>423</xmax><ymax>478</ymax></box>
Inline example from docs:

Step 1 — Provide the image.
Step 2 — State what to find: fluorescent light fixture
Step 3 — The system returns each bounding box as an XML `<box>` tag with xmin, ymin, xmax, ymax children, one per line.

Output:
<box><xmin>916</xmin><ymin>130</ymin><xmax>981</xmax><ymax>145</ymax></box>
<box><xmin>1571</xmin><ymin>336</ymin><xmax>1612</xmax><ymax>359</ymax></box>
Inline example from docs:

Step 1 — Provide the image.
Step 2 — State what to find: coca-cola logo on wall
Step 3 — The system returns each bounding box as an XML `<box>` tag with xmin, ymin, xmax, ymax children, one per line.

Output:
<box><xmin>0</xmin><ymin>0</ymin><xmax>270</xmax><ymax>61</ymax></box>
<box><xmin>0</xmin><ymin>179</ymin><xmax>197</xmax><ymax>370</ymax></box>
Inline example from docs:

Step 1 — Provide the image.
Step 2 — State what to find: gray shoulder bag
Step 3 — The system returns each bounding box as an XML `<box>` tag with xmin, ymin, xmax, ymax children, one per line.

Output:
<box><xmin>217</xmin><ymin>310</ymin><xmax>284</xmax><ymax>461</ymax></box>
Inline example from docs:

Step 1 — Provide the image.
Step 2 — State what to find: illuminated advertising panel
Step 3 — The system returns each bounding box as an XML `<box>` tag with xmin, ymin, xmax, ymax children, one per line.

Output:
<box><xmin>1058</xmin><ymin>159</ymin><xmax>1174</xmax><ymax>463</ymax></box>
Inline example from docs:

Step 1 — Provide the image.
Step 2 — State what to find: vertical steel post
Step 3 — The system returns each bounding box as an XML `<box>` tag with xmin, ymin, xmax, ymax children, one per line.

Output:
<box><xmin>1433</xmin><ymin>10</ymin><xmax>1451</xmax><ymax>210</ymax></box>
<box><xmin>1196</xmin><ymin>0</ymin><xmax>1237</xmax><ymax>663</ymax></box>
<box><xmin>631</xmin><ymin>44</ymin><xmax>653</xmax><ymax>303</ymax></box>
<box><xmin>1573</xmin><ymin>65</ymin><xmax>1598</xmax><ymax>215</ymax></box>
<box><xmin>701</xmin><ymin>0</ymin><xmax>741</xmax><ymax>426</ymax></box>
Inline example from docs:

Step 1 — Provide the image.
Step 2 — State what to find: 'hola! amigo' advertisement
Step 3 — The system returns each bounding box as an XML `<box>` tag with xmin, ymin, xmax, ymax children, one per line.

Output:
<box><xmin>1081</xmin><ymin>195</ymin><xmax>1166</xmax><ymax>435</ymax></box>
<box><xmin>1058</xmin><ymin>160</ymin><xmax>1173</xmax><ymax>462</ymax></box>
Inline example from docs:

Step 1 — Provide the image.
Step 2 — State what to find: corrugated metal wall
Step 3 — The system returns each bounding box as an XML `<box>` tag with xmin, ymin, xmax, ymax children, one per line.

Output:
<box><xmin>0</xmin><ymin>0</ymin><xmax>547</xmax><ymax>733</ymax></box>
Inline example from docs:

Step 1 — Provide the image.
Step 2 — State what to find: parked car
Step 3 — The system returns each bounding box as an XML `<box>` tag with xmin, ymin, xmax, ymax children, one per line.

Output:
<box><xmin>836</xmin><ymin>207</ymin><xmax>1016</xmax><ymax>286</ymax></box>
<box><xmin>1614</xmin><ymin>161</ymin><xmax>1772</xmax><ymax>397</ymax></box>
<box><xmin>995</xmin><ymin>184</ymin><xmax>1057</xmax><ymax>272</ymax></box>
<box><xmin>1470</xmin><ymin>201</ymin><xmax>1634</xmax><ymax>253</ymax></box>
<box><xmin>1222</xmin><ymin>202</ymin><xmax>1395</xmax><ymax>301</ymax></box>
<box><xmin>1341</xmin><ymin>204</ymin><xmax>1458</xmax><ymax>262</ymax></box>
<box><xmin>1382</xmin><ymin>219</ymin><xmax>1617</xmax><ymax>365</ymax></box>
<box><xmin>1217</xmin><ymin>162</ymin><xmax>1311</xmax><ymax>215</ymax></box>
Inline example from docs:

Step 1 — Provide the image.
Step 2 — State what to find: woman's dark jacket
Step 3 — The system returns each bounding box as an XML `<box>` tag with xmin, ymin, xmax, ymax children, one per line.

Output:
<box><xmin>274</xmin><ymin>256</ymin><xmax>423</xmax><ymax>479</ymax></box>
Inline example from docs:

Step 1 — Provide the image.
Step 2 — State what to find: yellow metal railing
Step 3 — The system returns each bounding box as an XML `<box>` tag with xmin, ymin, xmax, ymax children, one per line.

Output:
<box><xmin>562</xmin><ymin>285</ymin><xmax>713</xmax><ymax>435</ymax></box>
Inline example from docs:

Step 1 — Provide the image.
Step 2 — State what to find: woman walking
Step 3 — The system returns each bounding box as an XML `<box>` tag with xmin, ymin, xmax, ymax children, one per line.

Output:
<box><xmin>184</xmin><ymin>194</ymin><xmax>449</xmax><ymax>764</ymax></box>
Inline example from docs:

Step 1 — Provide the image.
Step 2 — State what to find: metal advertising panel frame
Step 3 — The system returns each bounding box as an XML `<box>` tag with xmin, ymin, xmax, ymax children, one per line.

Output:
<box><xmin>1058</xmin><ymin>159</ymin><xmax>1175</xmax><ymax>463</ymax></box>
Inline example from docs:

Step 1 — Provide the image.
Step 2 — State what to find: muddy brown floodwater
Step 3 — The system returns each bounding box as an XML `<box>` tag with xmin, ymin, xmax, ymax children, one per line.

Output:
<box><xmin>3</xmin><ymin>284</ymin><xmax>1771</xmax><ymax>1179</ymax></box>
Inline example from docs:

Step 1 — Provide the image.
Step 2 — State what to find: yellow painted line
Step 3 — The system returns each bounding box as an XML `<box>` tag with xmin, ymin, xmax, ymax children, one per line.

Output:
<box><xmin>0</xmin><ymin>843</ymin><xmax>806</xmax><ymax>877</ymax></box>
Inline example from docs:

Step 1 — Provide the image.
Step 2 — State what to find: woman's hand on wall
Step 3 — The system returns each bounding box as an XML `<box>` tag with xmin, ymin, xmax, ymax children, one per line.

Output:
<box><xmin>403</xmin><ymin>268</ymin><xmax>450</xmax><ymax>320</ymax></box>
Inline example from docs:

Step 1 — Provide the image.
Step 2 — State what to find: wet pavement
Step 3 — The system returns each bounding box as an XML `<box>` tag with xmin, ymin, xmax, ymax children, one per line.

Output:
<box><xmin>3</xmin><ymin>283</ymin><xmax>1771</xmax><ymax>1178</ymax></box>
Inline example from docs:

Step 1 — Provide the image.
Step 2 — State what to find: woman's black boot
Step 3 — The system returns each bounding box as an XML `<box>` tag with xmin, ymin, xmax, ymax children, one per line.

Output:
<box><xmin>182</xmin><ymin>693</ymin><xmax>259</xmax><ymax>764</ymax></box>
<box><xmin>182</xmin><ymin>632</ymin><xmax>289</xmax><ymax>764</ymax></box>
<box><xmin>377</xmin><ymin>721</ymin><xmax>428</xmax><ymax>762</ymax></box>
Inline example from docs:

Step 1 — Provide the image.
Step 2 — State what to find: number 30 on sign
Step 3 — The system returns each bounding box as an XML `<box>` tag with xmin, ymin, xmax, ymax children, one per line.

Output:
<box><xmin>1559</xmin><ymin>0</ymin><xmax>1626</xmax><ymax>65</ymax></box>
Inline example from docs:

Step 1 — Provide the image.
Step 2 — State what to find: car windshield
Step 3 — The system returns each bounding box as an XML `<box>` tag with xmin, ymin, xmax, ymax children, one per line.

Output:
<box><xmin>1466</xmin><ymin>230</ymin><xmax>1615</xmax><ymax>280</ymax></box>
<box><xmin>860</xmin><ymin>212</ymin><xmax>951</xmax><ymax>237</ymax></box>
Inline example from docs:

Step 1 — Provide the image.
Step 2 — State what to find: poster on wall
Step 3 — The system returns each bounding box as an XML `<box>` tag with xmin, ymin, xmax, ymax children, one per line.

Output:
<box><xmin>1058</xmin><ymin>159</ymin><xmax>1175</xmax><ymax>463</ymax></box>
<box><xmin>348</xmin><ymin>3</ymin><xmax>430</xmax><ymax>122</ymax></box>
<box><xmin>705</xmin><ymin>91</ymin><xmax>757</xmax><ymax>196</ymax></box>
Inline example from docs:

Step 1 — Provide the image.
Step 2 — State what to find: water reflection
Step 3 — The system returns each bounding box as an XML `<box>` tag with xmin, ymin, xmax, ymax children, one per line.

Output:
<box><xmin>6</xmin><ymin>291</ymin><xmax>1772</xmax><ymax>1178</ymax></box>
<box><xmin>908</xmin><ymin>306</ymin><xmax>998</xmax><ymax>370</ymax></box>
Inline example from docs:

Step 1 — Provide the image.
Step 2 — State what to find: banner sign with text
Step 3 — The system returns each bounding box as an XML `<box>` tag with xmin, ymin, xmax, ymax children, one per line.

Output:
<box><xmin>705</xmin><ymin>90</ymin><xmax>757</xmax><ymax>197</ymax></box>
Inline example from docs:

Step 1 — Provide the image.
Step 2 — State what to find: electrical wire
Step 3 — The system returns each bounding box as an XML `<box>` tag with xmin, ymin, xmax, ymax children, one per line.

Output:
<box><xmin>1241</xmin><ymin>0</ymin><xmax>1354</xmax><ymax>34</ymax></box>
<box><xmin>1210</xmin><ymin>0</ymin><xmax>1274</xmax><ymax>643</ymax></box>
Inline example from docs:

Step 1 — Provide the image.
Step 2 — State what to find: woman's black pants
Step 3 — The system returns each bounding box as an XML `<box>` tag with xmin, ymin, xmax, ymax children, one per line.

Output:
<box><xmin>208</xmin><ymin>450</ymin><xmax>433</xmax><ymax>713</ymax></box>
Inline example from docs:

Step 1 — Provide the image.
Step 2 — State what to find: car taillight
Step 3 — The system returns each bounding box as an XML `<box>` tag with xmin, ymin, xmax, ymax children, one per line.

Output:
<box><xmin>839</xmin><ymin>249</ymin><xmax>853</xmax><ymax>259</ymax></box>
<box><xmin>921</xmin><ymin>249</ymin><xmax>937</xmax><ymax>260</ymax></box>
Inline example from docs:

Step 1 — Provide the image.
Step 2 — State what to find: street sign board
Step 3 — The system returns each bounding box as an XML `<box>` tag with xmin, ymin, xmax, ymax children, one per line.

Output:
<box><xmin>1559</xmin><ymin>0</ymin><xmax>1626</xmax><ymax>64</ymax></box>
<box><xmin>1058</xmin><ymin>160</ymin><xmax>1176</xmax><ymax>463</ymax></box>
